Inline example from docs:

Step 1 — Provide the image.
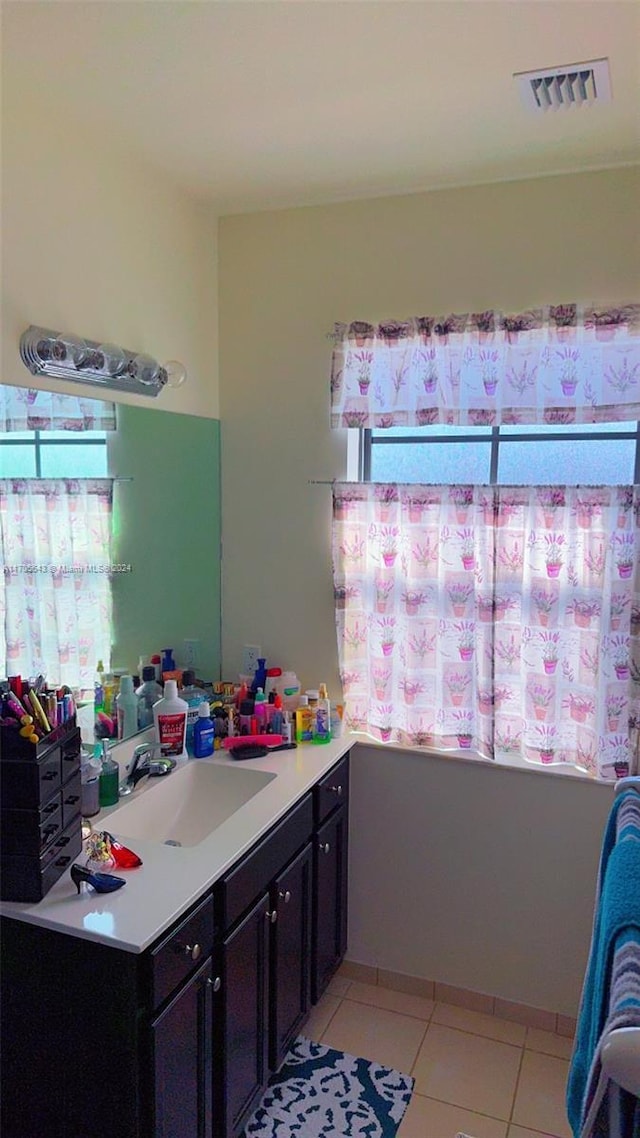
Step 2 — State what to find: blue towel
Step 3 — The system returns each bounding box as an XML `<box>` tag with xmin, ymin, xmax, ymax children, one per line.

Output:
<box><xmin>578</xmin><ymin>929</ymin><xmax>640</xmax><ymax>1138</ymax></box>
<box><xmin>567</xmin><ymin>792</ymin><xmax>640</xmax><ymax>1136</ymax></box>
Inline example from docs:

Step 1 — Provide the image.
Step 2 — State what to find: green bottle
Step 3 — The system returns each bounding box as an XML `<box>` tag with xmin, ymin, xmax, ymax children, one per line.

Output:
<box><xmin>98</xmin><ymin>741</ymin><xmax>120</xmax><ymax>807</ymax></box>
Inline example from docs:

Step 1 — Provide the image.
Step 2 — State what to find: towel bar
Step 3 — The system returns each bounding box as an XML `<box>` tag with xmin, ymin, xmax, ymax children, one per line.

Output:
<box><xmin>601</xmin><ymin>1026</ymin><xmax>640</xmax><ymax>1097</ymax></box>
<box><xmin>614</xmin><ymin>776</ymin><xmax>640</xmax><ymax>797</ymax></box>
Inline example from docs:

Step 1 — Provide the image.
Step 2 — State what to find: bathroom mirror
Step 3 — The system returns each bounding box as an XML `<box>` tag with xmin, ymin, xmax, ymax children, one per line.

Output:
<box><xmin>1</xmin><ymin>383</ymin><xmax>222</xmax><ymax>744</ymax></box>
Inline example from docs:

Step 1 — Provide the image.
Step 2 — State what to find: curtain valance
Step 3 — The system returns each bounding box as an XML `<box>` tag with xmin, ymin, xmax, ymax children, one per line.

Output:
<box><xmin>0</xmin><ymin>385</ymin><xmax>116</xmax><ymax>432</ymax></box>
<box><xmin>330</xmin><ymin>303</ymin><xmax>640</xmax><ymax>429</ymax></box>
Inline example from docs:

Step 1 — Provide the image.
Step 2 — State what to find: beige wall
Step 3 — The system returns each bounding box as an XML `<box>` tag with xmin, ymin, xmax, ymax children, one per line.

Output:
<box><xmin>219</xmin><ymin>166</ymin><xmax>640</xmax><ymax>689</ymax></box>
<box><xmin>219</xmin><ymin>167</ymin><xmax>639</xmax><ymax>1012</ymax></box>
<box><xmin>2</xmin><ymin>91</ymin><xmax>219</xmax><ymax>417</ymax></box>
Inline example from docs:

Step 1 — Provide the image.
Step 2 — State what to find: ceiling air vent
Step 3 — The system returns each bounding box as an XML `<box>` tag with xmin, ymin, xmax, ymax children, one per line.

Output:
<box><xmin>515</xmin><ymin>58</ymin><xmax>612</xmax><ymax>111</ymax></box>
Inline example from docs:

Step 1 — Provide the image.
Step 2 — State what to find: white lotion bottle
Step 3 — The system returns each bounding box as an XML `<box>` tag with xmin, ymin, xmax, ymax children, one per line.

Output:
<box><xmin>153</xmin><ymin>679</ymin><xmax>188</xmax><ymax>760</ymax></box>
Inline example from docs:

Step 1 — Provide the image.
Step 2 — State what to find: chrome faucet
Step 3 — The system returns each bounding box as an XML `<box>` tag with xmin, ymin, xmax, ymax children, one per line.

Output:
<box><xmin>119</xmin><ymin>743</ymin><xmax>176</xmax><ymax>797</ymax></box>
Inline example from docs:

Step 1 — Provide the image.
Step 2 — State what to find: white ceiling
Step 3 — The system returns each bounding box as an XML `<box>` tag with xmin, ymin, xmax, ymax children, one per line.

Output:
<box><xmin>3</xmin><ymin>1</ymin><xmax>639</xmax><ymax>214</ymax></box>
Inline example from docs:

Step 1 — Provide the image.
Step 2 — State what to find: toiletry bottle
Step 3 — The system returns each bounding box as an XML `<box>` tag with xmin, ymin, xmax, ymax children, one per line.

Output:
<box><xmin>116</xmin><ymin>675</ymin><xmax>138</xmax><ymax>740</ymax></box>
<box><xmin>295</xmin><ymin>695</ymin><xmax>314</xmax><ymax>743</ymax></box>
<box><xmin>251</xmin><ymin>658</ymin><xmax>268</xmax><ymax>694</ymax></box>
<box><xmin>153</xmin><ymin>679</ymin><xmax>188</xmax><ymax>759</ymax></box>
<box><xmin>94</xmin><ymin>659</ymin><xmax>105</xmax><ymax>713</ymax></box>
<box><xmin>180</xmin><ymin>670</ymin><xmax>206</xmax><ymax>756</ymax></box>
<box><xmin>80</xmin><ymin>751</ymin><xmax>102</xmax><ymax>817</ymax></box>
<box><xmin>312</xmin><ymin>682</ymin><xmax>331</xmax><ymax>744</ymax></box>
<box><xmin>253</xmin><ymin>687</ymin><xmax>267</xmax><ymax>731</ymax></box>
<box><xmin>136</xmin><ymin>666</ymin><xmax>163</xmax><ymax>730</ymax></box>
<box><xmin>161</xmin><ymin>647</ymin><xmax>176</xmax><ymax>674</ymax></box>
<box><xmin>238</xmin><ymin>699</ymin><xmax>254</xmax><ymax>735</ymax></box>
<box><xmin>281</xmin><ymin>711</ymin><xmax>292</xmax><ymax>745</ymax></box>
<box><xmin>193</xmin><ymin>702</ymin><xmax>215</xmax><ymax>758</ymax></box>
<box><xmin>99</xmin><ymin>741</ymin><xmax>120</xmax><ymax>807</ymax></box>
<box><xmin>278</xmin><ymin>672</ymin><xmax>301</xmax><ymax>714</ymax></box>
<box><xmin>271</xmin><ymin>694</ymin><xmax>283</xmax><ymax>736</ymax></box>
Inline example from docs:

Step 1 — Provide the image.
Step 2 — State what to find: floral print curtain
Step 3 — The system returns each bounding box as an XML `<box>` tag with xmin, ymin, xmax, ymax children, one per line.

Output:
<box><xmin>1</xmin><ymin>479</ymin><xmax>113</xmax><ymax>693</ymax></box>
<box><xmin>332</xmin><ymin>482</ymin><xmax>640</xmax><ymax>781</ymax></box>
<box><xmin>330</xmin><ymin>304</ymin><xmax>640</xmax><ymax>429</ymax></box>
<box><xmin>0</xmin><ymin>384</ymin><xmax>116</xmax><ymax>431</ymax></box>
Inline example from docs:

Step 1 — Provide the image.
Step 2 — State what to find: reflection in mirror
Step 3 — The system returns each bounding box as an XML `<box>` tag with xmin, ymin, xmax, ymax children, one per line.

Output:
<box><xmin>1</xmin><ymin>383</ymin><xmax>221</xmax><ymax>747</ymax></box>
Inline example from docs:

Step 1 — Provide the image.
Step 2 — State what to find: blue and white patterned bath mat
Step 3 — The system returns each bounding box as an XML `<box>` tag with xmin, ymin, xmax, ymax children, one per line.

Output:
<box><xmin>243</xmin><ymin>1036</ymin><xmax>414</xmax><ymax>1137</ymax></box>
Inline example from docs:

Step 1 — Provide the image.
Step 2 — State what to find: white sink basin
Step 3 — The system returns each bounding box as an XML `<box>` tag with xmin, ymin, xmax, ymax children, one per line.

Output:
<box><xmin>106</xmin><ymin>761</ymin><xmax>276</xmax><ymax>848</ymax></box>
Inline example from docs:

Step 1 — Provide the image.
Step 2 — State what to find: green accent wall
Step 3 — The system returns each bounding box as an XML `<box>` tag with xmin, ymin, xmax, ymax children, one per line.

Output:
<box><xmin>109</xmin><ymin>405</ymin><xmax>221</xmax><ymax>680</ymax></box>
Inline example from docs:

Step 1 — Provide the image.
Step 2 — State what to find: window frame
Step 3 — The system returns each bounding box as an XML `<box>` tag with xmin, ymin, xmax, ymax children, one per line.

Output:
<box><xmin>0</xmin><ymin>429</ymin><xmax>108</xmax><ymax>478</ymax></box>
<box><xmin>363</xmin><ymin>422</ymin><xmax>640</xmax><ymax>484</ymax></box>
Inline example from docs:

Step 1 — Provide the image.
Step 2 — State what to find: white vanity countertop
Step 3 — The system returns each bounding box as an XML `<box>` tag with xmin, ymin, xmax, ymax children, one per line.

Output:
<box><xmin>0</xmin><ymin>736</ymin><xmax>353</xmax><ymax>954</ymax></box>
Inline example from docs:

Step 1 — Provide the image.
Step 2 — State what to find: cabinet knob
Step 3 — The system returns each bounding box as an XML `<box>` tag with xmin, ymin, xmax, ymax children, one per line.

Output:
<box><xmin>266</xmin><ymin>909</ymin><xmax>278</xmax><ymax>924</ymax></box>
<box><xmin>319</xmin><ymin>841</ymin><xmax>331</xmax><ymax>855</ymax></box>
<box><xmin>207</xmin><ymin>976</ymin><xmax>221</xmax><ymax>992</ymax></box>
<box><xmin>278</xmin><ymin>890</ymin><xmax>291</xmax><ymax>904</ymax></box>
<box><xmin>177</xmin><ymin>943</ymin><xmax>202</xmax><ymax>961</ymax></box>
<box><xmin>328</xmin><ymin>784</ymin><xmax>343</xmax><ymax>796</ymax></box>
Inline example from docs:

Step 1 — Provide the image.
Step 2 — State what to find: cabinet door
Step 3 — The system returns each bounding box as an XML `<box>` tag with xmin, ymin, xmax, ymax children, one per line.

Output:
<box><xmin>270</xmin><ymin>841</ymin><xmax>312</xmax><ymax>1070</ymax></box>
<box><xmin>151</xmin><ymin>955</ymin><xmax>217</xmax><ymax>1138</ymax></box>
<box><xmin>312</xmin><ymin>804</ymin><xmax>349</xmax><ymax>1003</ymax></box>
<box><xmin>221</xmin><ymin>892</ymin><xmax>270</xmax><ymax>1138</ymax></box>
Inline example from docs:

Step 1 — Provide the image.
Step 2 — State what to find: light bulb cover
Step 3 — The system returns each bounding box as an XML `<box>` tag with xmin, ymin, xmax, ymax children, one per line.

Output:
<box><xmin>162</xmin><ymin>360</ymin><xmax>187</xmax><ymax>389</ymax></box>
<box><xmin>128</xmin><ymin>354</ymin><xmax>160</xmax><ymax>386</ymax></box>
<box><xmin>97</xmin><ymin>343</ymin><xmax>128</xmax><ymax>377</ymax></box>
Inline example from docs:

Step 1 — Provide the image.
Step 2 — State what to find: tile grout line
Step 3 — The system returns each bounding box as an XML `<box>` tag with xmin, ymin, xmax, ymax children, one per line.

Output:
<box><xmin>506</xmin><ymin>1040</ymin><xmax>526</xmax><ymax>1133</ymax></box>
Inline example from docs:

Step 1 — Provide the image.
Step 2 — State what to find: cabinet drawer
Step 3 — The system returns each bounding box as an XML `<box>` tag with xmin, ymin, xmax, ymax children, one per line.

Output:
<box><xmin>314</xmin><ymin>754</ymin><xmax>349</xmax><ymax>826</ymax></box>
<box><xmin>221</xmin><ymin>793</ymin><xmax>313</xmax><ymax>931</ymax></box>
<box><xmin>0</xmin><ymin>748</ymin><xmax>61</xmax><ymax>811</ymax></box>
<box><xmin>150</xmin><ymin>894</ymin><xmax>215</xmax><ymax>1009</ymax></box>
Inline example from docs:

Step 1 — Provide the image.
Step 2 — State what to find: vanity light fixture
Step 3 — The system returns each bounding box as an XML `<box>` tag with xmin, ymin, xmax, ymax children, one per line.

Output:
<box><xmin>19</xmin><ymin>326</ymin><xmax>187</xmax><ymax>398</ymax></box>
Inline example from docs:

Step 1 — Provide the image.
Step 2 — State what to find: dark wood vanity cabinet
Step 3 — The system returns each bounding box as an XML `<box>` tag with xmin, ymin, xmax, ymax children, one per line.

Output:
<box><xmin>312</xmin><ymin>752</ymin><xmax>350</xmax><ymax>1001</ymax></box>
<box><xmin>0</xmin><ymin>751</ymin><xmax>349</xmax><ymax>1138</ymax></box>
<box><xmin>152</xmin><ymin>955</ymin><xmax>217</xmax><ymax>1138</ymax></box>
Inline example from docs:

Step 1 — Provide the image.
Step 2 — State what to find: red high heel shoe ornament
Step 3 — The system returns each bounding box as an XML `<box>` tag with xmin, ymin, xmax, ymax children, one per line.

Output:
<box><xmin>103</xmin><ymin>831</ymin><xmax>143</xmax><ymax>869</ymax></box>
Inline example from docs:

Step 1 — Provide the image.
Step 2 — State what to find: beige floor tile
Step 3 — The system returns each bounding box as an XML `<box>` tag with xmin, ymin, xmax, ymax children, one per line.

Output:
<box><xmin>412</xmin><ymin>1023</ymin><xmax>522</xmax><ymax>1121</ymax></box>
<box><xmin>525</xmin><ymin>1028</ymin><xmax>573</xmax><ymax>1060</ymax></box>
<box><xmin>509</xmin><ymin>1127</ymin><xmax>561</xmax><ymax>1138</ymax></box>
<box><xmin>326</xmin><ymin>975</ymin><xmax>351</xmax><ymax>997</ymax></box>
<box><xmin>320</xmin><ymin>997</ymin><xmax>427</xmax><ymax>1074</ymax></box>
<box><xmin>512</xmin><ymin>1050</ymin><xmax>571</xmax><ymax>1138</ymax></box>
<box><xmin>433</xmin><ymin>1002</ymin><xmax>526</xmax><ymax>1046</ymax></box>
<box><xmin>398</xmin><ymin>1092</ymin><xmax>508</xmax><ymax>1138</ymax></box>
<box><xmin>346</xmin><ymin>980</ymin><xmax>435</xmax><ymax>1021</ymax></box>
<box><xmin>302</xmin><ymin>994</ymin><xmax>341</xmax><ymax>1041</ymax></box>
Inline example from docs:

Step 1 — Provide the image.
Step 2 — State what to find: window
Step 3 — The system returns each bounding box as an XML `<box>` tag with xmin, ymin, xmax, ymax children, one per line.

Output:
<box><xmin>366</xmin><ymin>421</ymin><xmax>640</xmax><ymax>485</ymax></box>
<box><xmin>0</xmin><ymin>430</ymin><xmax>108</xmax><ymax>478</ymax></box>
<box><xmin>0</xmin><ymin>399</ymin><xmax>113</xmax><ymax>695</ymax></box>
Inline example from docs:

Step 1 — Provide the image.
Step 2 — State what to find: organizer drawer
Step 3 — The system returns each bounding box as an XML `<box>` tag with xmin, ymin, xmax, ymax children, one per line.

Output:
<box><xmin>61</xmin><ymin>769</ymin><xmax>82</xmax><ymax>827</ymax></box>
<box><xmin>60</xmin><ymin>728</ymin><xmax>81</xmax><ymax>782</ymax></box>
<box><xmin>150</xmin><ymin>893</ymin><xmax>216</xmax><ymax>1009</ymax></box>
<box><xmin>0</xmin><ymin>817</ymin><xmax>82</xmax><ymax>903</ymax></box>
<box><xmin>314</xmin><ymin>754</ymin><xmax>350</xmax><ymax>826</ymax></box>
<box><xmin>0</xmin><ymin>799</ymin><xmax>63</xmax><ymax>857</ymax></box>
<box><xmin>0</xmin><ymin>749</ymin><xmax>62</xmax><ymax>811</ymax></box>
<box><xmin>220</xmin><ymin>792</ymin><xmax>313</xmax><ymax>930</ymax></box>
